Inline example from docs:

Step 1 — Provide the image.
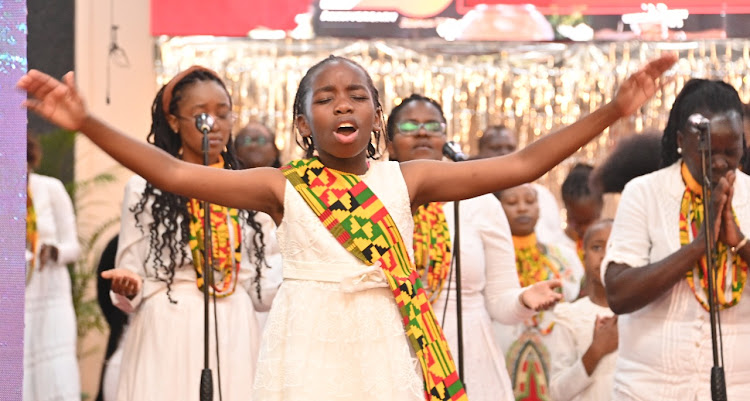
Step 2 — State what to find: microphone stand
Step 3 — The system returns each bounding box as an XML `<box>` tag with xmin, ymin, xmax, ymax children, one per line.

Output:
<box><xmin>197</xmin><ymin>114</ymin><xmax>215</xmax><ymax>401</ymax></box>
<box><xmin>452</xmin><ymin>200</ymin><xmax>465</xmax><ymax>382</ymax></box>
<box><xmin>697</xmin><ymin>123</ymin><xmax>727</xmax><ymax>401</ymax></box>
<box><xmin>442</xmin><ymin>141</ymin><xmax>466</xmax><ymax>384</ymax></box>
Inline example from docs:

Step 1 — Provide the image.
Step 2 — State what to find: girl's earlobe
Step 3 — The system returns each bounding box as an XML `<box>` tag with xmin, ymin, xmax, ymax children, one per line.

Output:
<box><xmin>295</xmin><ymin>114</ymin><xmax>311</xmax><ymax>137</ymax></box>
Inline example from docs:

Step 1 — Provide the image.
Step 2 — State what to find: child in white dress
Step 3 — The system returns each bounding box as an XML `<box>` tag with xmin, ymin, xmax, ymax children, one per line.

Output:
<box><xmin>18</xmin><ymin>53</ymin><xmax>676</xmax><ymax>401</ymax></box>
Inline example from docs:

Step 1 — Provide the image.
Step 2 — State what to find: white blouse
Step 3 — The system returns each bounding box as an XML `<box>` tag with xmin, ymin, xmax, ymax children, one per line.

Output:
<box><xmin>549</xmin><ymin>297</ymin><xmax>616</xmax><ymax>401</ymax></box>
<box><xmin>602</xmin><ymin>162</ymin><xmax>750</xmax><ymax>400</ymax></box>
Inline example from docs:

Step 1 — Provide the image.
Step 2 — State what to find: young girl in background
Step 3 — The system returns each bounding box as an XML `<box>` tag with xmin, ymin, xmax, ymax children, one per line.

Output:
<box><xmin>549</xmin><ymin>219</ymin><xmax>618</xmax><ymax>401</ymax></box>
<box><xmin>19</xmin><ymin>54</ymin><xmax>676</xmax><ymax>401</ymax></box>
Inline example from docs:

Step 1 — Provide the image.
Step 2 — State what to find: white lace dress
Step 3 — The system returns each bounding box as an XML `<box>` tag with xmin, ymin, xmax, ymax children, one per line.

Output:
<box><xmin>112</xmin><ymin>176</ymin><xmax>273</xmax><ymax>401</ymax></box>
<box><xmin>253</xmin><ymin>160</ymin><xmax>424</xmax><ymax>401</ymax></box>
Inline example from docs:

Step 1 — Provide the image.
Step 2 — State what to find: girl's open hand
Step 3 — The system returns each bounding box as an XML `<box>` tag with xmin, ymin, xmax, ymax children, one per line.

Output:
<box><xmin>17</xmin><ymin>70</ymin><xmax>88</xmax><ymax>131</ymax></box>
<box><xmin>101</xmin><ymin>268</ymin><xmax>142</xmax><ymax>299</ymax></box>
<box><xmin>520</xmin><ymin>279</ymin><xmax>564</xmax><ymax>311</ymax></box>
<box><xmin>612</xmin><ymin>54</ymin><xmax>678</xmax><ymax>117</ymax></box>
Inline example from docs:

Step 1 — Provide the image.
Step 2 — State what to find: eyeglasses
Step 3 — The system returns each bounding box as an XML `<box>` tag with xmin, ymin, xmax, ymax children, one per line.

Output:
<box><xmin>396</xmin><ymin>120</ymin><xmax>446</xmax><ymax>136</ymax></box>
<box><xmin>237</xmin><ymin>136</ymin><xmax>271</xmax><ymax>147</ymax></box>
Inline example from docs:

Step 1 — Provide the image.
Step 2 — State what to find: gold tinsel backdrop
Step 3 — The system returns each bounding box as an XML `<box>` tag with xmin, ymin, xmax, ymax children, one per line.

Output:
<box><xmin>156</xmin><ymin>37</ymin><xmax>750</xmax><ymax>197</ymax></box>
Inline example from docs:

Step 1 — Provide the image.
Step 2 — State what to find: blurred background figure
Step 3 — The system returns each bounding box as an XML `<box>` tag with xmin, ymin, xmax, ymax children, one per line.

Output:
<box><xmin>743</xmin><ymin>103</ymin><xmax>750</xmax><ymax>173</ymax></box>
<box><xmin>25</xmin><ymin>134</ymin><xmax>82</xmax><ymax>401</ymax></box>
<box><xmin>589</xmin><ymin>131</ymin><xmax>663</xmax><ymax>195</ymax></box>
<box><xmin>495</xmin><ymin>183</ymin><xmax>584</xmax><ymax>401</ymax></box>
<box><xmin>561</xmin><ymin>163</ymin><xmax>604</xmax><ymax>263</ymax></box>
<box><xmin>234</xmin><ymin>122</ymin><xmax>281</xmax><ymax>169</ymax></box>
<box><xmin>96</xmin><ymin>235</ymin><xmax>127</xmax><ymax>401</ymax></box>
<box><xmin>234</xmin><ymin>122</ymin><xmax>284</xmax><ymax>329</ymax></box>
<box><xmin>550</xmin><ymin>219</ymin><xmax>618</xmax><ymax>401</ymax></box>
<box><xmin>476</xmin><ymin>125</ymin><xmax>570</xmax><ymax>247</ymax></box>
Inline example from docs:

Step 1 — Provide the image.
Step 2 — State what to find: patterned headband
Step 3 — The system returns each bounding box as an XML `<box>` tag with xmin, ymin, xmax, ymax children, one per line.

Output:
<box><xmin>161</xmin><ymin>65</ymin><xmax>220</xmax><ymax>115</ymax></box>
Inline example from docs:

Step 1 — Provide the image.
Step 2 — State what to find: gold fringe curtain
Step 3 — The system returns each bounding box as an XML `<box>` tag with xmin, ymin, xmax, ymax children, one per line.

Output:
<box><xmin>156</xmin><ymin>37</ymin><xmax>750</xmax><ymax>196</ymax></box>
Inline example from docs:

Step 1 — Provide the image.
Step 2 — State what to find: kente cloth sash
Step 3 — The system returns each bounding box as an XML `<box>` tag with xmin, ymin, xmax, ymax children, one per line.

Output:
<box><xmin>413</xmin><ymin>202</ymin><xmax>452</xmax><ymax>304</ymax></box>
<box><xmin>26</xmin><ymin>185</ymin><xmax>38</xmax><ymax>286</ymax></box>
<box><xmin>185</xmin><ymin>157</ymin><xmax>241</xmax><ymax>297</ymax></box>
<box><xmin>281</xmin><ymin>157</ymin><xmax>468</xmax><ymax>401</ymax></box>
<box><xmin>680</xmin><ymin>162</ymin><xmax>747</xmax><ymax>311</ymax></box>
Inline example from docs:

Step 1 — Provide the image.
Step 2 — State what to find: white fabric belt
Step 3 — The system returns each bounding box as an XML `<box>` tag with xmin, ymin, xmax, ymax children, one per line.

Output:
<box><xmin>283</xmin><ymin>260</ymin><xmax>389</xmax><ymax>293</ymax></box>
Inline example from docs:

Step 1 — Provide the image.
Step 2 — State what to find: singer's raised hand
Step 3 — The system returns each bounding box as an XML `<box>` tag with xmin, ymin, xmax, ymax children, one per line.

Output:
<box><xmin>18</xmin><ymin>70</ymin><xmax>88</xmax><ymax>131</ymax></box>
<box><xmin>611</xmin><ymin>53</ymin><xmax>677</xmax><ymax>118</ymax></box>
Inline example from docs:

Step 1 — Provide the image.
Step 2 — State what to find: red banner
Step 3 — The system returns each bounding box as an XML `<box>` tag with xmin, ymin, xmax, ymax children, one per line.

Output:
<box><xmin>458</xmin><ymin>0</ymin><xmax>750</xmax><ymax>15</ymax></box>
<box><xmin>151</xmin><ymin>0</ymin><xmax>310</xmax><ymax>36</ymax></box>
<box><xmin>151</xmin><ymin>0</ymin><xmax>750</xmax><ymax>37</ymax></box>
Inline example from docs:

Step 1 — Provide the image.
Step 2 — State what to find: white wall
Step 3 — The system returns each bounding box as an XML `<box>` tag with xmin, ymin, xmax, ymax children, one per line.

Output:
<box><xmin>74</xmin><ymin>0</ymin><xmax>155</xmax><ymax>397</ymax></box>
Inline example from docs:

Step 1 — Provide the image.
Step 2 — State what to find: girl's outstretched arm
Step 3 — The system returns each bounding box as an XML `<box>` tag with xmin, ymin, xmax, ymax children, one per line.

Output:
<box><xmin>402</xmin><ymin>54</ymin><xmax>677</xmax><ymax>206</ymax></box>
<box><xmin>18</xmin><ymin>70</ymin><xmax>286</xmax><ymax>222</ymax></box>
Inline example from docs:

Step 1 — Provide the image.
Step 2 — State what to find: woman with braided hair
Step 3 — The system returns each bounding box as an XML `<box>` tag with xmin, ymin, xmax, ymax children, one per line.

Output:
<box><xmin>604</xmin><ymin>79</ymin><xmax>750</xmax><ymax>400</ymax></box>
<box><xmin>101</xmin><ymin>67</ymin><xmax>277</xmax><ymax>400</ymax></box>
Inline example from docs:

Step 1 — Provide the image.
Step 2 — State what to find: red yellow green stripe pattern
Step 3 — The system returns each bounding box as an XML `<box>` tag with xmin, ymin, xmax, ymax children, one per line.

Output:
<box><xmin>413</xmin><ymin>202</ymin><xmax>452</xmax><ymax>304</ymax></box>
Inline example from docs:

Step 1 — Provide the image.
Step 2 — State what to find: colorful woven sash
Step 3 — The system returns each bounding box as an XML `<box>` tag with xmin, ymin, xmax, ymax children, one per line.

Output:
<box><xmin>512</xmin><ymin>234</ymin><xmax>561</xmax><ymax>288</ymax></box>
<box><xmin>282</xmin><ymin>157</ymin><xmax>467</xmax><ymax>401</ymax></box>
<box><xmin>680</xmin><ymin>163</ymin><xmax>747</xmax><ymax>311</ymax></box>
<box><xmin>413</xmin><ymin>202</ymin><xmax>452</xmax><ymax>304</ymax></box>
<box><xmin>186</xmin><ymin>158</ymin><xmax>241</xmax><ymax>297</ymax></box>
<box><xmin>26</xmin><ymin>185</ymin><xmax>38</xmax><ymax>286</ymax></box>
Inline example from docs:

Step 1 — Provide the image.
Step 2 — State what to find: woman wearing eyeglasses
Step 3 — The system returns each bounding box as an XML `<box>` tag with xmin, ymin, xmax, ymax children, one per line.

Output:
<box><xmin>100</xmin><ymin>67</ymin><xmax>276</xmax><ymax>400</ymax></box>
<box><xmin>386</xmin><ymin>94</ymin><xmax>563</xmax><ymax>401</ymax></box>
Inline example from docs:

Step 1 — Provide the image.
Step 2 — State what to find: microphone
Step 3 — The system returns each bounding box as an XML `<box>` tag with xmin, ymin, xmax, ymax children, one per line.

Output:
<box><xmin>195</xmin><ymin>113</ymin><xmax>215</xmax><ymax>135</ymax></box>
<box><xmin>443</xmin><ymin>141</ymin><xmax>468</xmax><ymax>162</ymax></box>
<box><xmin>687</xmin><ymin>113</ymin><xmax>710</xmax><ymax>134</ymax></box>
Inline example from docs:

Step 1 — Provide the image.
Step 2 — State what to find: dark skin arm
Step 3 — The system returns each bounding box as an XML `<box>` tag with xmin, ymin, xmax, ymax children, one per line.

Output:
<box><xmin>17</xmin><ymin>71</ymin><xmax>286</xmax><ymax>224</ymax></box>
<box><xmin>605</xmin><ymin>174</ymin><xmax>732</xmax><ymax>314</ymax></box>
<box><xmin>400</xmin><ymin>55</ymin><xmax>678</xmax><ymax>207</ymax></box>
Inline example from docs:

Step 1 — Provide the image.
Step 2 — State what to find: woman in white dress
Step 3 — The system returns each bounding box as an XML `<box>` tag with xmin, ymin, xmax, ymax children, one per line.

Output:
<box><xmin>25</xmin><ymin>135</ymin><xmax>82</xmax><ymax>401</ymax></box>
<box><xmin>386</xmin><ymin>94</ymin><xmax>563</xmax><ymax>401</ymax></box>
<box><xmin>99</xmin><ymin>66</ymin><xmax>277</xmax><ymax>401</ymax></box>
